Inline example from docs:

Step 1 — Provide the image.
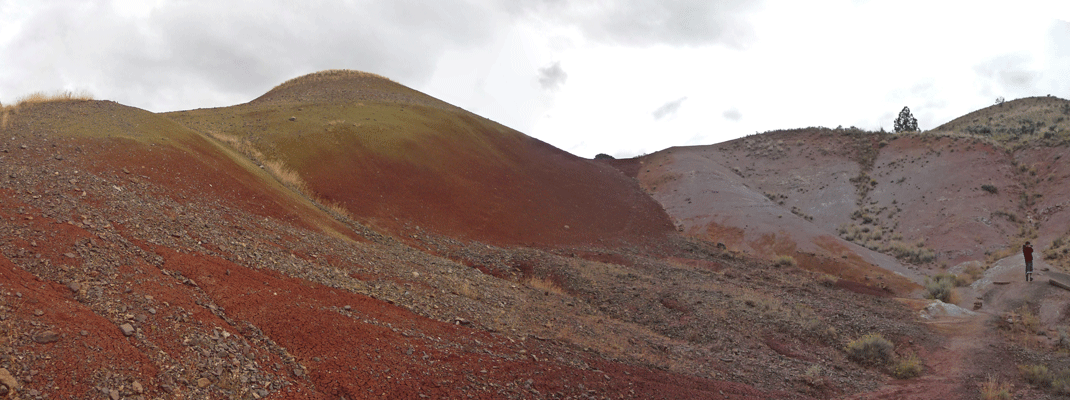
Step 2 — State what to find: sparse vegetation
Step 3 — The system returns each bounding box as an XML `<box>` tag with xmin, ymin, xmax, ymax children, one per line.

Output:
<box><xmin>892</xmin><ymin>352</ymin><xmax>923</xmax><ymax>379</ymax></box>
<box><xmin>889</xmin><ymin>240</ymin><xmax>936</xmax><ymax>264</ymax></box>
<box><xmin>525</xmin><ymin>275</ymin><xmax>565</xmax><ymax>295</ymax></box>
<box><xmin>845</xmin><ymin>333</ymin><xmax>894</xmax><ymax>366</ymax></box>
<box><xmin>1044</xmin><ymin>231</ymin><xmax>1070</xmax><ymax>272</ymax></box>
<box><xmin>272</xmin><ymin>69</ymin><xmax>392</xmax><ymax>91</ymax></box>
<box><xmin>15</xmin><ymin>89</ymin><xmax>94</xmax><ymax>106</ymax></box>
<box><xmin>981</xmin><ymin>184</ymin><xmax>998</xmax><ymax>194</ymax></box>
<box><xmin>1020</xmin><ymin>364</ymin><xmax>1052</xmax><ymax>387</ymax></box>
<box><xmin>979</xmin><ymin>375</ymin><xmax>1012</xmax><ymax>399</ymax></box>
<box><xmin>774</xmin><ymin>255</ymin><xmax>797</xmax><ymax>267</ymax></box>
<box><xmin>2</xmin><ymin>90</ymin><xmax>94</xmax><ymax>130</ymax></box>
<box><xmin>924</xmin><ymin>274</ymin><xmax>958</xmax><ymax>303</ymax></box>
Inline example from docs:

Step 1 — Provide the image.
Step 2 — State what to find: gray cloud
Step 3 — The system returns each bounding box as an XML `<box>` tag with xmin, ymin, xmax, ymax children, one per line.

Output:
<box><xmin>722</xmin><ymin>108</ymin><xmax>742</xmax><ymax>121</ymax></box>
<box><xmin>504</xmin><ymin>0</ymin><xmax>761</xmax><ymax>48</ymax></box>
<box><xmin>0</xmin><ymin>1</ymin><xmax>503</xmax><ymax>112</ymax></box>
<box><xmin>652</xmin><ymin>97</ymin><xmax>687</xmax><ymax>120</ymax></box>
<box><xmin>973</xmin><ymin>54</ymin><xmax>1039</xmax><ymax>96</ymax></box>
<box><xmin>537</xmin><ymin>62</ymin><xmax>568</xmax><ymax>90</ymax></box>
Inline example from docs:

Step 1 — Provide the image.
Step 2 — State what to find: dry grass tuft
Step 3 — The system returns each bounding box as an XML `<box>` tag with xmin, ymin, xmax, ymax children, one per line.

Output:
<box><xmin>16</xmin><ymin>89</ymin><xmax>94</xmax><ymax>106</ymax></box>
<box><xmin>774</xmin><ymin>255</ymin><xmax>797</xmax><ymax>267</ymax></box>
<box><xmin>892</xmin><ymin>352</ymin><xmax>923</xmax><ymax>379</ymax></box>
<box><xmin>979</xmin><ymin>375</ymin><xmax>1012</xmax><ymax>399</ymax></box>
<box><xmin>2</xmin><ymin>90</ymin><xmax>93</xmax><ymax>129</ymax></box>
<box><xmin>526</xmin><ymin>275</ymin><xmax>565</xmax><ymax>295</ymax></box>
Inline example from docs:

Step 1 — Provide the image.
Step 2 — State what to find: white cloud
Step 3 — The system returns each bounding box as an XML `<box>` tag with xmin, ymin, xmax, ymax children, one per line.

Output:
<box><xmin>652</xmin><ymin>97</ymin><xmax>687</xmax><ymax>120</ymax></box>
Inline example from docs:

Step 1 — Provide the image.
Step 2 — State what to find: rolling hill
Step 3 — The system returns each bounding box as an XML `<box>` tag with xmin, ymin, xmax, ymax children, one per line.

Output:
<box><xmin>1</xmin><ymin>72</ymin><xmax>1069</xmax><ymax>399</ymax></box>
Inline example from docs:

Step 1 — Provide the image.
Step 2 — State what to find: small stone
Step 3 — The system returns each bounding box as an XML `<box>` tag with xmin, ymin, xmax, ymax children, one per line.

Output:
<box><xmin>144</xmin><ymin>295</ymin><xmax>154</xmax><ymax>300</ymax></box>
<box><xmin>0</xmin><ymin>368</ymin><xmax>19</xmax><ymax>391</ymax></box>
<box><xmin>343</xmin><ymin>305</ymin><xmax>351</xmax><ymax>311</ymax></box>
<box><xmin>68</xmin><ymin>282</ymin><xmax>82</xmax><ymax>292</ymax></box>
<box><xmin>147</xmin><ymin>307</ymin><xmax>156</xmax><ymax>315</ymax></box>
<box><xmin>132</xmin><ymin>381</ymin><xmax>144</xmax><ymax>393</ymax></box>
<box><xmin>197</xmin><ymin>377</ymin><xmax>211</xmax><ymax>388</ymax></box>
<box><xmin>293</xmin><ymin>368</ymin><xmax>304</xmax><ymax>377</ymax></box>
<box><xmin>119</xmin><ymin>323</ymin><xmax>135</xmax><ymax>336</ymax></box>
<box><xmin>80</xmin><ymin>330</ymin><xmax>89</xmax><ymax>336</ymax></box>
<box><xmin>33</xmin><ymin>309</ymin><xmax>44</xmax><ymax>316</ymax></box>
<box><xmin>32</xmin><ymin>330</ymin><xmax>60</xmax><ymax>344</ymax></box>
<box><xmin>109</xmin><ymin>389</ymin><xmax>120</xmax><ymax>400</ymax></box>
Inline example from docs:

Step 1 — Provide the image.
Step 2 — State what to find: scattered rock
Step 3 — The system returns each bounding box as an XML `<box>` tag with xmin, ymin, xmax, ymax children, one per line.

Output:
<box><xmin>119</xmin><ymin>323</ymin><xmax>135</xmax><ymax>336</ymax></box>
<box><xmin>32</xmin><ymin>330</ymin><xmax>60</xmax><ymax>344</ymax></box>
<box><xmin>109</xmin><ymin>389</ymin><xmax>120</xmax><ymax>400</ymax></box>
<box><xmin>67</xmin><ymin>281</ymin><xmax>82</xmax><ymax>292</ymax></box>
<box><xmin>197</xmin><ymin>377</ymin><xmax>211</xmax><ymax>388</ymax></box>
<box><xmin>80</xmin><ymin>330</ymin><xmax>89</xmax><ymax>336</ymax></box>
<box><xmin>0</xmin><ymin>368</ymin><xmax>19</xmax><ymax>392</ymax></box>
<box><xmin>289</xmin><ymin>116</ymin><xmax>297</xmax><ymax>121</ymax></box>
<box><xmin>33</xmin><ymin>309</ymin><xmax>44</xmax><ymax>316</ymax></box>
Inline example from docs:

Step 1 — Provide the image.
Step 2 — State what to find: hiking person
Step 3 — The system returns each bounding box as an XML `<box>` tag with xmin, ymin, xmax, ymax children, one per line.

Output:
<box><xmin>1023</xmin><ymin>241</ymin><xmax>1034</xmax><ymax>282</ymax></box>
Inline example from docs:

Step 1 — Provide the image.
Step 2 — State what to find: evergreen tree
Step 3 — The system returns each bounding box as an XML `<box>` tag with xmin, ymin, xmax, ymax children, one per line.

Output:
<box><xmin>894</xmin><ymin>106</ymin><xmax>919</xmax><ymax>133</ymax></box>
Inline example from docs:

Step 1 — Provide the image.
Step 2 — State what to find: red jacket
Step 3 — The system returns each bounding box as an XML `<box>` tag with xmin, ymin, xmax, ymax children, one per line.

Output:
<box><xmin>1024</xmin><ymin>245</ymin><xmax>1034</xmax><ymax>262</ymax></box>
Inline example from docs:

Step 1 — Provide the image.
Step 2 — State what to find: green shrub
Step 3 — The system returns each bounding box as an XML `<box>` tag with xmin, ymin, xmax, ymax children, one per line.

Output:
<box><xmin>1020</xmin><ymin>364</ymin><xmax>1052</xmax><ymax>387</ymax></box>
<box><xmin>925</xmin><ymin>274</ymin><xmax>958</xmax><ymax>303</ymax></box>
<box><xmin>892</xmin><ymin>353</ymin><xmax>923</xmax><ymax>379</ymax></box>
<box><xmin>845</xmin><ymin>333</ymin><xmax>894</xmax><ymax>366</ymax></box>
<box><xmin>981</xmin><ymin>184</ymin><xmax>999</xmax><ymax>194</ymax></box>
<box><xmin>774</xmin><ymin>255</ymin><xmax>797</xmax><ymax>267</ymax></box>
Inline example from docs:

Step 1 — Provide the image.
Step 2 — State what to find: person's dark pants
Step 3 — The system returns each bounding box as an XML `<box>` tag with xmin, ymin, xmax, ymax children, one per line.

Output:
<box><xmin>1026</xmin><ymin>261</ymin><xmax>1034</xmax><ymax>281</ymax></box>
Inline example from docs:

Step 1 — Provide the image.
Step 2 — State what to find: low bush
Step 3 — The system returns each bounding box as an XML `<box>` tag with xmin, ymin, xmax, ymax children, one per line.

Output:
<box><xmin>892</xmin><ymin>353</ymin><xmax>923</xmax><ymax>379</ymax></box>
<box><xmin>774</xmin><ymin>255</ymin><xmax>797</xmax><ymax>267</ymax></box>
<box><xmin>981</xmin><ymin>184</ymin><xmax>999</xmax><ymax>194</ymax></box>
<box><xmin>1020</xmin><ymin>364</ymin><xmax>1052</xmax><ymax>387</ymax></box>
<box><xmin>924</xmin><ymin>274</ymin><xmax>958</xmax><ymax>303</ymax></box>
<box><xmin>845</xmin><ymin>333</ymin><xmax>894</xmax><ymax>366</ymax></box>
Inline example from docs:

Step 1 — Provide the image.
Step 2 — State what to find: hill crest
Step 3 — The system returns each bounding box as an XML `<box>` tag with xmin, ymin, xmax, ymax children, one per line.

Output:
<box><xmin>249</xmin><ymin>69</ymin><xmax>456</xmax><ymax>110</ymax></box>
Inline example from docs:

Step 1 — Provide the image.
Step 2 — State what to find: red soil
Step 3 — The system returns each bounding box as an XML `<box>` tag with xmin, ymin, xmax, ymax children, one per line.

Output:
<box><xmin>151</xmin><ymin>245</ymin><xmax>786</xmax><ymax>399</ymax></box>
<box><xmin>305</xmin><ymin>126</ymin><xmax>675</xmax><ymax>249</ymax></box>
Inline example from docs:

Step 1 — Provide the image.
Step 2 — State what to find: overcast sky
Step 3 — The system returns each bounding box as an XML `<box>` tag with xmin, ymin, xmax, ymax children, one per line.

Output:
<box><xmin>2</xmin><ymin>1</ymin><xmax>1068</xmax><ymax>158</ymax></box>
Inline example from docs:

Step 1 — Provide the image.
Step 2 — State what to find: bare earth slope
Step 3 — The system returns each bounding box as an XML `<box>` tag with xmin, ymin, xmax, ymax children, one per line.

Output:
<box><xmin>8</xmin><ymin>73</ymin><xmax>1066</xmax><ymax>399</ymax></box>
<box><xmin>166</xmin><ymin>70</ymin><xmax>675</xmax><ymax>249</ymax></box>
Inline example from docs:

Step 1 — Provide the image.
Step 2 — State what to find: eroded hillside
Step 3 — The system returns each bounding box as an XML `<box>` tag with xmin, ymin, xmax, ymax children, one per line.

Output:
<box><xmin>639</xmin><ymin>97</ymin><xmax>1070</xmax><ymax>277</ymax></box>
<box><xmin>4</xmin><ymin>72</ymin><xmax>1062</xmax><ymax>399</ymax></box>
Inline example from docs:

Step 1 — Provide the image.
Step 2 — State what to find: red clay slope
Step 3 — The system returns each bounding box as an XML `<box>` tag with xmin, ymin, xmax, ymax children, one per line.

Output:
<box><xmin>0</xmin><ymin>99</ymin><xmax>785</xmax><ymax>399</ymax></box>
<box><xmin>166</xmin><ymin>70</ymin><xmax>676</xmax><ymax>249</ymax></box>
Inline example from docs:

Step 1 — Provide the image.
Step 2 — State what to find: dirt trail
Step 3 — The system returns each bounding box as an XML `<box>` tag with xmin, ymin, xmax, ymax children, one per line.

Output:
<box><xmin>845</xmin><ymin>255</ymin><xmax>1066</xmax><ymax>399</ymax></box>
<box><xmin>843</xmin><ymin>314</ymin><xmax>990</xmax><ymax>400</ymax></box>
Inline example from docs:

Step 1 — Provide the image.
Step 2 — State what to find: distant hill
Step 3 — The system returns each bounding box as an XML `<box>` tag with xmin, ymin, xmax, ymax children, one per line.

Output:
<box><xmin>635</xmin><ymin>96</ymin><xmax>1070</xmax><ymax>278</ymax></box>
<box><xmin>933</xmin><ymin>95</ymin><xmax>1070</xmax><ymax>146</ymax></box>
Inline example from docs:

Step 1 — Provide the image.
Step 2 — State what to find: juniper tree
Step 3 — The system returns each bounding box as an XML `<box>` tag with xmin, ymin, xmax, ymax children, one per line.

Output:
<box><xmin>894</xmin><ymin>106</ymin><xmax>919</xmax><ymax>133</ymax></box>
